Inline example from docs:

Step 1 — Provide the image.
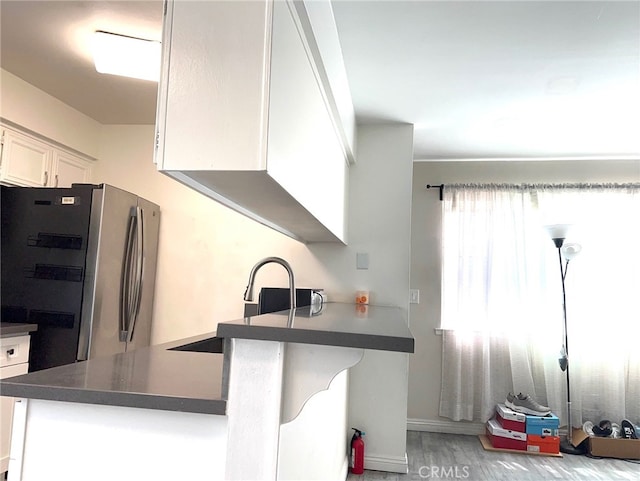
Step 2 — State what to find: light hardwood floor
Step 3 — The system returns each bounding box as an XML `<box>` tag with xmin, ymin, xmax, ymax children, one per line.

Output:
<box><xmin>348</xmin><ymin>432</ymin><xmax>640</xmax><ymax>481</ymax></box>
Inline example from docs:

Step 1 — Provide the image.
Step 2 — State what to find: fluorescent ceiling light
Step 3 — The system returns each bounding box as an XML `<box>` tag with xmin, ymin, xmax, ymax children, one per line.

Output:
<box><xmin>93</xmin><ymin>31</ymin><xmax>160</xmax><ymax>82</ymax></box>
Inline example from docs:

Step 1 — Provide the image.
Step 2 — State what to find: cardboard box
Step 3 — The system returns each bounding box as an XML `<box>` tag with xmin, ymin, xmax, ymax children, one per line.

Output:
<box><xmin>495</xmin><ymin>404</ymin><xmax>526</xmax><ymax>432</ymax></box>
<box><xmin>589</xmin><ymin>437</ymin><xmax>640</xmax><ymax>460</ymax></box>
<box><xmin>486</xmin><ymin>418</ymin><xmax>527</xmax><ymax>451</ymax></box>
<box><xmin>527</xmin><ymin>434</ymin><xmax>560</xmax><ymax>454</ymax></box>
<box><xmin>572</xmin><ymin>429</ymin><xmax>640</xmax><ymax>460</ymax></box>
<box><xmin>526</xmin><ymin>413</ymin><xmax>559</xmax><ymax>436</ymax></box>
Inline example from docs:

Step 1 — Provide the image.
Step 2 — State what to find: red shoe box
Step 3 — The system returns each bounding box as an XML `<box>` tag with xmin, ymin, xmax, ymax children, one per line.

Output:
<box><xmin>495</xmin><ymin>404</ymin><xmax>526</xmax><ymax>432</ymax></box>
<box><xmin>486</xmin><ymin>418</ymin><xmax>527</xmax><ymax>451</ymax></box>
<box><xmin>527</xmin><ymin>434</ymin><xmax>560</xmax><ymax>454</ymax></box>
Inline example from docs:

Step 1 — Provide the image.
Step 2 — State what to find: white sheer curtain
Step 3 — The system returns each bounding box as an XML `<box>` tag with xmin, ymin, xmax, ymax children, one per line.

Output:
<box><xmin>438</xmin><ymin>184</ymin><xmax>640</xmax><ymax>429</ymax></box>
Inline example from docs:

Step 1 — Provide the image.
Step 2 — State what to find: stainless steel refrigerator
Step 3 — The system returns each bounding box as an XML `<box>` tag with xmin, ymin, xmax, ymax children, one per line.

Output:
<box><xmin>1</xmin><ymin>184</ymin><xmax>160</xmax><ymax>372</ymax></box>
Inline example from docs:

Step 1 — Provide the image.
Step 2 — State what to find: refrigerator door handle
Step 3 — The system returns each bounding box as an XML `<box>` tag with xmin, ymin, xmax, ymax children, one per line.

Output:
<box><xmin>119</xmin><ymin>209</ymin><xmax>137</xmax><ymax>342</ymax></box>
<box><xmin>127</xmin><ymin>206</ymin><xmax>145</xmax><ymax>343</ymax></box>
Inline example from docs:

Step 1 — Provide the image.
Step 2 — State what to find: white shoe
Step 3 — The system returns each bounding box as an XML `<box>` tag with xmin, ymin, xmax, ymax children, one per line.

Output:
<box><xmin>505</xmin><ymin>392</ymin><xmax>551</xmax><ymax>416</ymax></box>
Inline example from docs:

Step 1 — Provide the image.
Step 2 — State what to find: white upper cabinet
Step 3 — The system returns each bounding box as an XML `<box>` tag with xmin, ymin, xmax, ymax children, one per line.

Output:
<box><xmin>155</xmin><ymin>0</ymin><xmax>355</xmax><ymax>243</ymax></box>
<box><xmin>52</xmin><ymin>151</ymin><xmax>91</xmax><ymax>187</ymax></box>
<box><xmin>0</xmin><ymin>125</ymin><xmax>92</xmax><ymax>188</ymax></box>
<box><xmin>0</xmin><ymin>128</ymin><xmax>51</xmax><ymax>187</ymax></box>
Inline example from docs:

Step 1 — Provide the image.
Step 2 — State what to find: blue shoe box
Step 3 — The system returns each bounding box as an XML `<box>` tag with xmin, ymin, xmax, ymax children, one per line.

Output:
<box><xmin>525</xmin><ymin>413</ymin><xmax>559</xmax><ymax>436</ymax></box>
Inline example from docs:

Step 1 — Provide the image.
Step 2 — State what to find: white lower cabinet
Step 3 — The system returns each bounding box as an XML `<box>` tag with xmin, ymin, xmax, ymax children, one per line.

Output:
<box><xmin>0</xmin><ymin>125</ymin><xmax>92</xmax><ymax>187</ymax></box>
<box><xmin>1</xmin><ymin>334</ymin><xmax>31</xmax><ymax>476</ymax></box>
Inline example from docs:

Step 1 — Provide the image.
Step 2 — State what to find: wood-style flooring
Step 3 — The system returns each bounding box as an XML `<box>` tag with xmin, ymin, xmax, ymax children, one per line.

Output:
<box><xmin>348</xmin><ymin>432</ymin><xmax>640</xmax><ymax>481</ymax></box>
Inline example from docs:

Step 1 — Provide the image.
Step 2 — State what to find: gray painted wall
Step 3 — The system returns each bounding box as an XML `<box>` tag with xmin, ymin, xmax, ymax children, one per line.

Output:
<box><xmin>407</xmin><ymin>159</ymin><xmax>640</xmax><ymax>431</ymax></box>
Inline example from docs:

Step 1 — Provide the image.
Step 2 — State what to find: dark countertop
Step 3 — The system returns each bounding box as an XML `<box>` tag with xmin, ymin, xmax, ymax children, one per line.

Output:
<box><xmin>0</xmin><ymin>323</ymin><xmax>38</xmax><ymax>337</ymax></box>
<box><xmin>218</xmin><ymin>302</ymin><xmax>414</xmax><ymax>353</ymax></box>
<box><xmin>0</xmin><ymin>303</ymin><xmax>413</xmax><ymax>415</ymax></box>
<box><xmin>0</xmin><ymin>332</ymin><xmax>227</xmax><ymax>415</ymax></box>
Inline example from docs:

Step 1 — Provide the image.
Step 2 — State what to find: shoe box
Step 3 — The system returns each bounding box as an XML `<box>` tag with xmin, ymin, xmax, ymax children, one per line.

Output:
<box><xmin>496</xmin><ymin>403</ymin><xmax>526</xmax><ymax>432</ymax></box>
<box><xmin>572</xmin><ymin>429</ymin><xmax>640</xmax><ymax>460</ymax></box>
<box><xmin>486</xmin><ymin>418</ymin><xmax>527</xmax><ymax>450</ymax></box>
<box><xmin>590</xmin><ymin>437</ymin><xmax>640</xmax><ymax>460</ymax></box>
<box><xmin>526</xmin><ymin>434</ymin><xmax>561</xmax><ymax>454</ymax></box>
<box><xmin>490</xmin><ymin>404</ymin><xmax>560</xmax><ymax>454</ymax></box>
<box><xmin>496</xmin><ymin>403</ymin><xmax>559</xmax><ymax>435</ymax></box>
<box><xmin>525</xmin><ymin>413</ymin><xmax>560</xmax><ymax>436</ymax></box>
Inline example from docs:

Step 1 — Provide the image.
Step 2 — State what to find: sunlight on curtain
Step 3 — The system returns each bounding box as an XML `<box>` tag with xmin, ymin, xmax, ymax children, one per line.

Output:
<box><xmin>439</xmin><ymin>184</ymin><xmax>640</xmax><ymax>427</ymax></box>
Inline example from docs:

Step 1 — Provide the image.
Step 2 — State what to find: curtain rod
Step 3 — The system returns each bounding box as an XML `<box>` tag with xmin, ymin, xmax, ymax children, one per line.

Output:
<box><xmin>425</xmin><ymin>182</ymin><xmax>640</xmax><ymax>201</ymax></box>
<box><xmin>425</xmin><ymin>184</ymin><xmax>445</xmax><ymax>201</ymax></box>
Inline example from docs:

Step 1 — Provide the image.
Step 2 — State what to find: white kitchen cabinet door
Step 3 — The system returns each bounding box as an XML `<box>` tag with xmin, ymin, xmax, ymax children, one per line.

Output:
<box><xmin>265</xmin><ymin>0</ymin><xmax>347</xmax><ymax>241</ymax></box>
<box><xmin>157</xmin><ymin>0</ymin><xmax>269</xmax><ymax>173</ymax></box>
<box><xmin>0</xmin><ymin>128</ymin><xmax>52</xmax><ymax>187</ymax></box>
<box><xmin>1</xmin><ymin>334</ymin><xmax>31</xmax><ymax>475</ymax></box>
<box><xmin>52</xmin><ymin>151</ymin><xmax>91</xmax><ymax>187</ymax></box>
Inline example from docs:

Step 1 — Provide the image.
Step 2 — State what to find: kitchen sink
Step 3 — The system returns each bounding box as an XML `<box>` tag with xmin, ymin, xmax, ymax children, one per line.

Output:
<box><xmin>169</xmin><ymin>336</ymin><xmax>224</xmax><ymax>354</ymax></box>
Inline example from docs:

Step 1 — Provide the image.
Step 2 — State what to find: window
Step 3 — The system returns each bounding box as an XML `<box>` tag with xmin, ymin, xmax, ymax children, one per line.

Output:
<box><xmin>438</xmin><ymin>183</ymin><xmax>640</xmax><ymax>425</ymax></box>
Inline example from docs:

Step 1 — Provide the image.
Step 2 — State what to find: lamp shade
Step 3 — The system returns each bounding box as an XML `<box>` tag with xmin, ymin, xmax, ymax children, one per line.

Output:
<box><xmin>561</xmin><ymin>243</ymin><xmax>582</xmax><ymax>260</ymax></box>
<box><xmin>545</xmin><ymin>224</ymin><xmax>572</xmax><ymax>240</ymax></box>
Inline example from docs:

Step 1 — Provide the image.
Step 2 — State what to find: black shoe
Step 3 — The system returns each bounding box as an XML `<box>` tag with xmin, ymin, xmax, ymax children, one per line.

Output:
<box><xmin>593</xmin><ymin>420</ymin><xmax>613</xmax><ymax>437</ymax></box>
<box><xmin>621</xmin><ymin>419</ymin><xmax>638</xmax><ymax>439</ymax></box>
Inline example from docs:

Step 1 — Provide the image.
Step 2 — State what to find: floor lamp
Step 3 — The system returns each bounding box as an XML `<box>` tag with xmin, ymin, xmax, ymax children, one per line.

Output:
<box><xmin>546</xmin><ymin>224</ymin><xmax>583</xmax><ymax>455</ymax></box>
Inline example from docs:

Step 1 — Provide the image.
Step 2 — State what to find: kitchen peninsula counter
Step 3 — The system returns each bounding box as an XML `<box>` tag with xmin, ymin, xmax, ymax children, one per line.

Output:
<box><xmin>0</xmin><ymin>336</ymin><xmax>228</xmax><ymax>414</ymax></box>
<box><xmin>1</xmin><ymin>303</ymin><xmax>413</xmax><ymax>480</ymax></box>
<box><xmin>0</xmin><ymin>303</ymin><xmax>413</xmax><ymax>415</ymax></box>
<box><xmin>217</xmin><ymin>301</ymin><xmax>414</xmax><ymax>353</ymax></box>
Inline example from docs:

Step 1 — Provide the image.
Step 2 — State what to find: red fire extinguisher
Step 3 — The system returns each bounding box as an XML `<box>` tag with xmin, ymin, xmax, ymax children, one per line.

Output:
<box><xmin>350</xmin><ymin>428</ymin><xmax>365</xmax><ymax>475</ymax></box>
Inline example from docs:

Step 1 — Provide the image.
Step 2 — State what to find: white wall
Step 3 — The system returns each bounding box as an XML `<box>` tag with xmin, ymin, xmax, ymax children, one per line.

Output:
<box><xmin>408</xmin><ymin>159</ymin><xmax>640</xmax><ymax>431</ymax></box>
<box><xmin>0</xmin><ymin>69</ymin><xmax>100</xmax><ymax>158</ymax></box>
<box><xmin>309</xmin><ymin>124</ymin><xmax>414</xmax><ymax>471</ymax></box>
<box><xmin>94</xmin><ymin>123</ymin><xmax>416</xmax><ymax>337</ymax></box>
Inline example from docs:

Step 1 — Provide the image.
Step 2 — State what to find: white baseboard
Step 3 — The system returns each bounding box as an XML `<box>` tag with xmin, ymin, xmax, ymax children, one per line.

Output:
<box><xmin>364</xmin><ymin>453</ymin><xmax>408</xmax><ymax>473</ymax></box>
<box><xmin>407</xmin><ymin>418</ymin><xmax>485</xmax><ymax>435</ymax></box>
<box><xmin>355</xmin><ymin>420</ymin><xmax>485</xmax><ymax>475</ymax></box>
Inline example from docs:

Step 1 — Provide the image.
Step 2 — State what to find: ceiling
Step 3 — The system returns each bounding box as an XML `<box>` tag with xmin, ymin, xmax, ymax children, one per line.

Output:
<box><xmin>1</xmin><ymin>1</ymin><xmax>639</xmax><ymax>160</ymax></box>
<box><xmin>0</xmin><ymin>0</ymin><xmax>162</xmax><ymax>125</ymax></box>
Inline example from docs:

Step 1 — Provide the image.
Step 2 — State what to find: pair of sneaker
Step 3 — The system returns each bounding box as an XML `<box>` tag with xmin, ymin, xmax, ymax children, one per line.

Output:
<box><xmin>583</xmin><ymin>419</ymin><xmax>638</xmax><ymax>439</ymax></box>
<box><xmin>505</xmin><ymin>392</ymin><xmax>551</xmax><ymax>416</ymax></box>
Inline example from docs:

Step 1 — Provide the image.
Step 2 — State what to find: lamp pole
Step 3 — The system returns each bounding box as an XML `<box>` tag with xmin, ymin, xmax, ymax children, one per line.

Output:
<box><xmin>552</xmin><ymin>236</ymin><xmax>583</xmax><ymax>455</ymax></box>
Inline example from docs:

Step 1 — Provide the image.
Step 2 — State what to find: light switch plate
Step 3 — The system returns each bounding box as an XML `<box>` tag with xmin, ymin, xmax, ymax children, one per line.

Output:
<box><xmin>356</xmin><ymin>252</ymin><xmax>369</xmax><ymax>270</ymax></box>
<box><xmin>410</xmin><ymin>289</ymin><xmax>420</xmax><ymax>304</ymax></box>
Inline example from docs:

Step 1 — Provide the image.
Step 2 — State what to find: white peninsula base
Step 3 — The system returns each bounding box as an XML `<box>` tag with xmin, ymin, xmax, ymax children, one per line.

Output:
<box><xmin>9</xmin><ymin>398</ymin><xmax>228</xmax><ymax>481</ymax></box>
<box><xmin>9</xmin><ymin>339</ymin><xmax>362</xmax><ymax>481</ymax></box>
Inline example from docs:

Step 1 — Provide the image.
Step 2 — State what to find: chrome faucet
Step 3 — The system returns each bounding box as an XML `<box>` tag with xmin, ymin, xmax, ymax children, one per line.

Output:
<box><xmin>243</xmin><ymin>257</ymin><xmax>296</xmax><ymax>311</ymax></box>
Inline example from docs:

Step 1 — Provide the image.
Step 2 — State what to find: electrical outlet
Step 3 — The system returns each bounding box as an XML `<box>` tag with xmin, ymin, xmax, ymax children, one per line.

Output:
<box><xmin>410</xmin><ymin>289</ymin><xmax>420</xmax><ymax>304</ymax></box>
